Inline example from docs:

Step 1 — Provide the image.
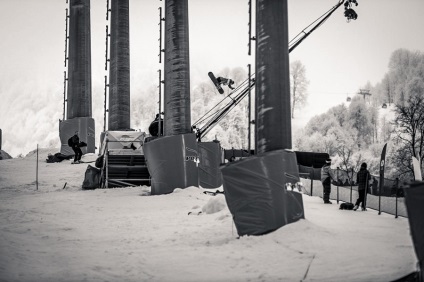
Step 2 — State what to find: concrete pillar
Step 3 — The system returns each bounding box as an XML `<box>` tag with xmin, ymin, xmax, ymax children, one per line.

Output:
<box><xmin>67</xmin><ymin>0</ymin><xmax>92</xmax><ymax>119</ymax></box>
<box><xmin>164</xmin><ymin>0</ymin><xmax>191</xmax><ymax>136</ymax></box>
<box><xmin>108</xmin><ymin>0</ymin><xmax>130</xmax><ymax>131</ymax></box>
<box><xmin>255</xmin><ymin>0</ymin><xmax>291</xmax><ymax>153</ymax></box>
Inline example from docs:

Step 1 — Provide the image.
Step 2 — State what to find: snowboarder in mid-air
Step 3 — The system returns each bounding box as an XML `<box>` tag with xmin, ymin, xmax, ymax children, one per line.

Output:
<box><xmin>68</xmin><ymin>131</ymin><xmax>82</xmax><ymax>164</ymax></box>
<box><xmin>208</xmin><ymin>72</ymin><xmax>235</xmax><ymax>94</ymax></box>
<box><xmin>216</xmin><ymin>76</ymin><xmax>235</xmax><ymax>90</ymax></box>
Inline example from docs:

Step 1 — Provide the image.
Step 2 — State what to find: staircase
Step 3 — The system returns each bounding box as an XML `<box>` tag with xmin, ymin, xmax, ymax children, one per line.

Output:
<box><xmin>102</xmin><ymin>149</ymin><xmax>151</xmax><ymax>188</ymax></box>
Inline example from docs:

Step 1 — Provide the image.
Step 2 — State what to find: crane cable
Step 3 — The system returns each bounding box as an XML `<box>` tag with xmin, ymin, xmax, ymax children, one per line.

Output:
<box><xmin>192</xmin><ymin>73</ymin><xmax>255</xmax><ymax>128</ymax></box>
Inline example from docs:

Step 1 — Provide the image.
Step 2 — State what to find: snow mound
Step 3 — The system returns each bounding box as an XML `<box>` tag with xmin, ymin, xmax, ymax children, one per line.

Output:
<box><xmin>173</xmin><ymin>186</ymin><xmax>200</xmax><ymax>194</ymax></box>
<box><xmin>202</xmin><ymin>194</ymin><xmax>227</xmax><ymax>214</ymax></box>
<box><xmin>0</xmin><ymin>156</ymin><xmax>418</xmax><ymax>281</ymax></box>
<box><xmin>24</xmin><ymin>147</ymin><xmax>60</xmax><ymax>159</ymax></box>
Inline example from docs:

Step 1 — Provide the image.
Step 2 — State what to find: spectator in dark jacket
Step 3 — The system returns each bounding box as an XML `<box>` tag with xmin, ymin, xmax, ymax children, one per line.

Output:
<box><xmin>321</xmin><ymin>158</ymin><xmax>335</xmax><ymax>204</ymax></box>
<box><xmin>354</xmin><ymin>162</ymin><xmax>370</xmax><ymax>211</ymax></box>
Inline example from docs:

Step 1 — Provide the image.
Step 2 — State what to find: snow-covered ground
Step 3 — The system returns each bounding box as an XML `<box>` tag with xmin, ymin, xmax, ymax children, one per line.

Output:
<box><xmin>0</xmin><ymin>149</ymin><xmax>418</xmax><ymax>282</ymax></box>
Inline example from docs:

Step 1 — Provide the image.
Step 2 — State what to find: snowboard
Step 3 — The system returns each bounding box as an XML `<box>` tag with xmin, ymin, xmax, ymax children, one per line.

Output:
<box><xmin>203</xmin><ymin>190</ymin><xmax>224</xmax><ymax>196</ymax></box>
<box><xmin>71</xmin><ymin>160</ymin><xmax>95</xmax><ymax>164</ymax></box>
<box><xmin>208</xmin><ymin>72</ymin><xmax>224</xmax><ymax>94</ymax></box>
<box><xmin>78</xmin><ymin>141</ymin><xmax>87</xmax><ymax>148</ymax></box>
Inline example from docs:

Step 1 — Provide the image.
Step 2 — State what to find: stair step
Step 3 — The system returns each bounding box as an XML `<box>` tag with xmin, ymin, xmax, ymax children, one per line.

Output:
<box><xmin>108</xmin><ymin>165</ymin><xmax>148</xmax><ymax>170</ymax></box>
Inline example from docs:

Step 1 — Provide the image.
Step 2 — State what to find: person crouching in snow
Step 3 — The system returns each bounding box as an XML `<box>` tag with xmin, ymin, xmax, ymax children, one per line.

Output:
<box><xmin>321</xmin><ymin>158</ymin><xmax>336</xmax><ymax>204</ymax></box>
<box><xmin>354</xmin><ymin>162</ymin><xmax>370</xmax><ymax>211</ymax></box>
<box><xmin>68</xmin><ymin>131</ymin><xmax>82</xmax><ymax>164</ymax></box>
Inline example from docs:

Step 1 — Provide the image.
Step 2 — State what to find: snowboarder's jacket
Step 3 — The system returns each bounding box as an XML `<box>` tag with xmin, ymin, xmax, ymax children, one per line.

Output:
<box><xmin>68</xmin><ymin>134</ymin><xmax>79</xmax><ymax>147</ymax></box>
<box><xmin>356</xmin><ymin>167</ymin><xmax>370</xmax><ymax>190</ymax></box>
<box><xmin>321</xmin><ymin>164</ymin><xmax>332</xmax><ymax>182</ymax></box>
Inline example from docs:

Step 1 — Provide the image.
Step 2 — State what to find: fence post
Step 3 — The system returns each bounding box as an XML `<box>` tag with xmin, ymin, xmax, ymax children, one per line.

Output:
<box><xmin>378</xmin><ymin>177</ymin><xmax>382</xmax><ymax>215</ymax></box>
<box><xmin>336</xmin><ymin>167</ymin><xmax>339</xmax><ymax>204</ymax></box>
<box><xmin>337</xmin><ymin>185</ymin><xmax>339</xmax><ymax>204</ymax></box>
<box><xmin>105</xmin><ymin>139</ymin><xmax>109</xmax><ymax>188</ymax></box>
<box><xmin>350</xmin><ymin>168</ymin><xmax>353</xmax><ymax>203</ymax></box>
<box><xmin>310</xmin><ymin>165</ymin><xmax>314</xmax><ymax>196</ymax></box>
<box><xmin>395</xmin><ymin>178</ymin><xmax>399</xmax><ymax>218</ymax></box>
<box><xmin>36</xmin><ymin>144</ymin><xmax>39</xmax><ymax>191</ymax></box>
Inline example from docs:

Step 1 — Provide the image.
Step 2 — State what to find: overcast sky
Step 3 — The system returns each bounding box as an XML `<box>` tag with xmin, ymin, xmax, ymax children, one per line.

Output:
<box><xmin>0</xmin><ymin>0</ymin><xmax>423</xmax><ymax>157</ymax></box>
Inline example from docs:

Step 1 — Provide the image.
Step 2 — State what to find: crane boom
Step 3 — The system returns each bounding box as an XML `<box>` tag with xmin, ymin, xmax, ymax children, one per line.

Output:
<box><xmin>193</xmin><ymin>0</ymin><xmax>354</xmax><ymax>142</ymax></box>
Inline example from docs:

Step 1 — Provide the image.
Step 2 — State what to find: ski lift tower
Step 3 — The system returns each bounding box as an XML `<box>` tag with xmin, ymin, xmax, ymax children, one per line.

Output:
<box><xmin>357</xmin><ymin>89</ymin><xmax>371</xmax><ymax>102</ymax></box>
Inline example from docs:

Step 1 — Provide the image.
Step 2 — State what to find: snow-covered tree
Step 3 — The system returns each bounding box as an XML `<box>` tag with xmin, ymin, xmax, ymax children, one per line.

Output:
<box><xmin>290</xmin><ymin>60</ymin><xmax>309</xmax><ymax>119</ymax></box>
<box><xmin>391</xmin><ymin>79</ymin><xmax>424</xmax><ymax>179</ymax></box>
<box><xmin>346</xmin><ymin>96</ymin><xmax>373</xmax><ymax>147</ymax></box>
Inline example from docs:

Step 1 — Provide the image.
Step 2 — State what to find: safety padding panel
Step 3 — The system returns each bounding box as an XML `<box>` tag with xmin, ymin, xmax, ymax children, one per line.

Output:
<box><xmin>221</xmin><ymin>149</ymin><xmax>303</xmax><ymax>236</ymax></box>
<box><xmin>143</xmin><ymin>133</ymin><xmax>199</xmax><ymax>195</ymax></box>
<box><xmin>404</xmin><ymin>181</ymin><xmax>424</xmax><ymax>279</ymax></box>
<box><xmin>198</xmin><ymin>141</ymin><xmax>223</xmax><ymax>189</ymax></box>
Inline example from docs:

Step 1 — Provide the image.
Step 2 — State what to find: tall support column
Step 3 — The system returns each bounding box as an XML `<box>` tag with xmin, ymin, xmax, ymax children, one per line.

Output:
<box><xmin>163</xmin><ymin>0</ymin><xmax>191</xmax><ymax>136</ymax></box>
<box><xmin>67</xmin><ymin>0</ymin><xmax>92</xmax><ymax>119</ymax></box>
<box><xmin>255</xmin><ymin>0</ymin><xmax>291</xmax><ymax>153</ymax></box>
<box><xmin>108</xmin><ymin>0</ymin><xmax>130</xmax><ymax>131</ymax></box>
<box><xmin>220</xmin><ymin>0</ymin><xmax>303</xmax><ymax>237</ymax></box>
<box><xmin>61</xmin><ymin>0</ymin><xmax>95</xmax><ymax>155</ymax></box>
<box><xmin>143</xmin><ymin>0</ymin><xmax>197</xmax><ymax>195</ymax></box>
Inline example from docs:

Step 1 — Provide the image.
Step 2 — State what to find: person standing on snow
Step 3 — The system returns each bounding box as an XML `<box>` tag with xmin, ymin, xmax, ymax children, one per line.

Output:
<box><xmin>321</xmin><ymin>158</ymin><xmax>335</xmax><ymax>204</ymax></box>
<box><xmin>354</xmin><ymin>162</ymin><xmax>371</xmax><ymax>211</ymax></box>
<box><xmin>68</xmin><ymin>131</ymin><xmax>82</xmax><ymax>164</ymax></box>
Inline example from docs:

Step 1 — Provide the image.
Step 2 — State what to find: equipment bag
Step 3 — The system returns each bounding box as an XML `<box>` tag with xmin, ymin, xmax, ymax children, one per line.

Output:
<box><xmin>339</xmin><ymin>202</ymin><xmax>354</xmax><ymax>210</ymax></box>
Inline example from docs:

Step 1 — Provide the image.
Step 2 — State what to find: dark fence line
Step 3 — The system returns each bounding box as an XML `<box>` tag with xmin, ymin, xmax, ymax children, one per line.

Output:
<box><xmin>299</xmin><ymin>165</ymin><xmax>408</xmax><ymax>218</ymax></box>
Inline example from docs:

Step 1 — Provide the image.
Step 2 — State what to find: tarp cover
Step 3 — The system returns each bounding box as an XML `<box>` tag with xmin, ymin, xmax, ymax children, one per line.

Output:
<box><xmin>82</xmin><ymin>165</ymin><xmax>101</xmax><ymax>189</ymax></box>
<box><xmin>99</xmin><ymin>130</ymin><xmax>146</xmax><ymax>155</ymax></box>
<box><xmin>198</xmin><ymin>141</ymin><xmax>222</xmax><ymax>188</ymax></box>
<box><xmin>221</xmin><ymin>149</ymin><xmax>302</xmax><ymax>236</ymax></box>
<box><xmin>143</xmin><ymin>133</ymin><xmax>199</xmax><ymax>195</ymax></box>
<box><xmin>0</xmin><ymin>150</ymin><xmax>12</xmax><ymax>160</ymax></box>
<box><xmin>224</xmin><ymin>149</ymin><xmax>252</xmax><ymax>162</ymax></box>
<box><xmin>404</xmin><ymin>181</ymin><xmax>424</xmax><ymax>276</ymax></box>
<box><xmin>295</xmin><ymin>151</ymin><xmax>330</xmax><ymax>168</ymax></box>
<box><xmin>46</xmin><ymin>153</ymin><xmax>73</xmax><ymax>163</ymax></box>
<box><xmin>286</xmin><ymin>190</ymin><xmax>305</xmax><ymax>224</ymax></box>
<box><xmin>59</xmin><ymin>117</ymin><xmax>95</xmax><ymax>155</ymax></box>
